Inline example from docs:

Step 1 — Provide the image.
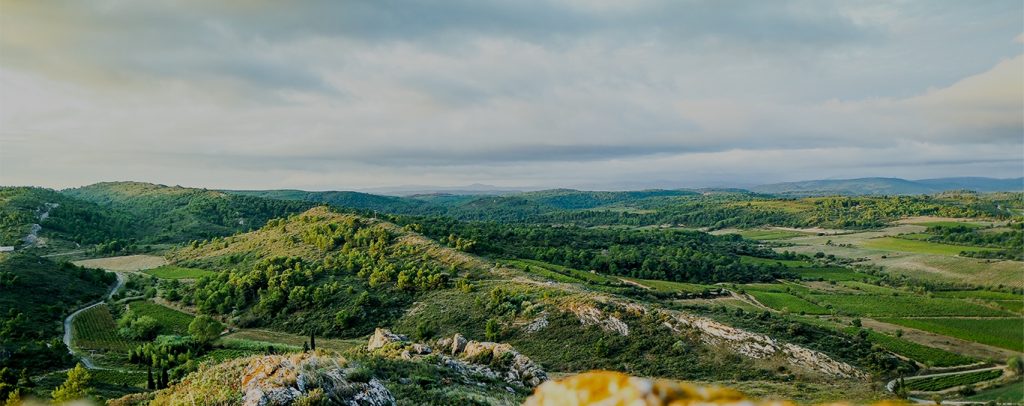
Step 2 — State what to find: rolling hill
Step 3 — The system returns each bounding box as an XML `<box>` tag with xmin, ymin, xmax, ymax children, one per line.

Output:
<box><xmin>752</xmin><ymin>177</ymin><xmax>1023</xmax><ymax>196</ymax></box>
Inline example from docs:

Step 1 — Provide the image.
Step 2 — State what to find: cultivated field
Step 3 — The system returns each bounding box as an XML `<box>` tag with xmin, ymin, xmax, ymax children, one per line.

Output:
<box><xmin>74</xmin><ymin>254</ymin><xmax>168</xmax><ymax>271</ymax></box>
<box><xmin>142</xmin><ymin>265</ymin><xmax>213</xmax><ymax>279</ymax></box>
<box><xmin>126</xmin><ymin>300</ymin><xmax>194</xmax><ymax>335</ymax></box>
<box><xmin>878</xmin><ymin>318</ymin><xmax>1024</xmax><ymax>352</ymax></box>
<box><xmin>861</xmin><ymin>238</ymin><xmax>996</xmax><ymax>256</ymax></box>
<box><xmin>72</xmin><ymin>304</ymin><xmax>131</xmax><ymax>352</ymax></box>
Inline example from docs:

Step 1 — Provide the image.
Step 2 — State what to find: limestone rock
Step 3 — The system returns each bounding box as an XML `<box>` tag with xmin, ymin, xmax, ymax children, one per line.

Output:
<box><xmin>367</xmin><ymin>328</ymin><xmax>409</xmax><ymax>351</ymax></box>
<box><xmin>450</xmin><ymin>333</ymin><xmax>468</xmax><ymax>355</ymax></box>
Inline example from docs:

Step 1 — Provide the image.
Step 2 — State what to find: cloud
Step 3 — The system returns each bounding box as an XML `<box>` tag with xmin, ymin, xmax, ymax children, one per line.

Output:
<box><xmin>0</xmin><ymin>1</ymin><xmax>1021</xmax><ymax>189</ymax></box>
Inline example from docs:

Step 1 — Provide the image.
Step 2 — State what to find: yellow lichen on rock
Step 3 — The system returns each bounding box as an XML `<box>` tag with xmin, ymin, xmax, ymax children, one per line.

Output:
<box><xmin>523</xmin><ymin>370</ymin><xmax>789</xmax><ymax>406</ymax></box>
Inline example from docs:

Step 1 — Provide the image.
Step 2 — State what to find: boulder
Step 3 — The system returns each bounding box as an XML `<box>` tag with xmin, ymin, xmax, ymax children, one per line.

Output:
<box><xmin>450</xmin><ymin>333</ymin><xmax>468</xmax><ymax>355</ymax></box>
<box><xmin>367</xmin><ymin>328</ymin><xmax>409</xmax><ymax>351</ymax></box>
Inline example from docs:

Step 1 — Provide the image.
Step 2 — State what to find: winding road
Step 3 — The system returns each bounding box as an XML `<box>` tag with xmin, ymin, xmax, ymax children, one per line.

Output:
<box><xmin>62</xmin><ymin>272</ymin><xmax>125</xmax><ymax>369</ymax></box>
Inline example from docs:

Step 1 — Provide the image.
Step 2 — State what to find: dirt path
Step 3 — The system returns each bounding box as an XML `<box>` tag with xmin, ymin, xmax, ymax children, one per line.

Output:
<box><xmin>862</xmin><ymin>318</ymin><xmax>1020</xmax><ymax>361</ymax></box>
<box><xmin>21</xmin><ymin>202</ymin><xmax>58</xmax><ymax>247</ymax></box>
<box><xmin>63</xmin><ymin>272</ymin><xmax>125</xmax><ymax>369</ymax></box>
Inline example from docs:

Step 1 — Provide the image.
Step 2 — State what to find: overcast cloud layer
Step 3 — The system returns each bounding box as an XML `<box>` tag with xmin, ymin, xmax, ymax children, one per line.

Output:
<box><xmin>1</xmin><ymin>1</ymin><xmax>1021</xmax><ymax>190</ymax></box>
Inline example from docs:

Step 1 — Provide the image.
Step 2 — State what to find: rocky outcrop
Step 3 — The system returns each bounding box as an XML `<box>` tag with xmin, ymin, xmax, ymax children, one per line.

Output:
<box><xmin>568</xmin><ymin>304</ymin><xmax>629</xmax><ymax>336</ymax></box>
<box><xmin>240</xmin><ymin>354</ymin><xmax>395</xmax><ymax>406</ymax></box>
<box><xmin>438</xmin><ymin>333</ymin><xmax>548</xmax><ymax>388</ymax></box>
<box><xmin>367</xmin><ymin>327</ymin><xmax>409</xmax><ymax>351</ymax></box>
<box><xmin>664</xmin><ymin>312</ymin><xmax>866</xmax><ymax>379</ymax></box>
<box><xmin>367</xmin><ymin>328</ymin><xmax>547</xmax><ymax>389</ymax></box>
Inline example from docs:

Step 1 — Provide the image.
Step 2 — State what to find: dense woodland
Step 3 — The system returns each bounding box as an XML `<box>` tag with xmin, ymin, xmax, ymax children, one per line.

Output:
<box><xmin>396</xmin><ymin>216</ymin><xmax>794</xmax><ymax>283</ymax></box>
<box><xmin>0</xmin><ymin>254</ymin><xmax>114</xmax><ymax>399</ymax></box>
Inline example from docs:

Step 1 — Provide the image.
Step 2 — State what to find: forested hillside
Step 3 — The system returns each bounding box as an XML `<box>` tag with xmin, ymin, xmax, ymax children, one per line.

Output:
<box><xmin>0</xmin><ymin>253</ymin><xmax>114</xmax><ymax>397</ymax></box>
<box><xmin>0</xmin><ymin>187</ymin><xmax>133</xmax><ymax>247</ymax></box>
<box><xmin>63</xmin><ymin>182</ymin><xmax>315</xmax><ymax>243</ymax></box>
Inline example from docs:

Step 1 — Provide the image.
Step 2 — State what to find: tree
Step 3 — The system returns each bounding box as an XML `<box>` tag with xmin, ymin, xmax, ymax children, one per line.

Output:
<box><xmin>484</xmin><ymin>318</ymin><xmax>500</xmax><ymax>341</ymax></box>
<box><xmin>52</xmin><ymin>363</ymin><xmax>90</xmax><ymax>402</ymax></box>
<box><xmin>1009</xmin><ymin>355</ymin><xmax>1024</xmax><ymax>376</ymax></box>
<box><xmin>188</xmin><ymin>315</ymin><xmax>224</xmax><ymax>345</ymax></box>
<box><xmin>5</xmin><ymin>389</ymin><xmax>21</xmax><ymax>406</ymax></box>
<box><xmin>147</xmin><ymin>366</ymin><xmax>154</xmax><ymax>390</ymax></box>
<box><xmin>309</xmin><ymin>330</ymin><xmax>316</xmax><ymax>351</ymax></box>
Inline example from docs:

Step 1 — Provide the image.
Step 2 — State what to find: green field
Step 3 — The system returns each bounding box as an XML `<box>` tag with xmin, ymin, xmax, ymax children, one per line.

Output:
<box><xmin>90</xmin><ymin>369</ymin><xmax>147</xmax><ymax>387</ymax></box>
<box><xmin>748</xmin><ymin>291</ymin><xmax>830</xmax><ymax>314</ymax></box>
<box><xmin>836</xmin><ymin>281</ymin><xmax>902</xmax><ymax>295</ymax></box>
<box><xmin>127</xmin><ymin>300</ymin><xmax>194</xmax><ymax>335</ymax></box>
<box><xmin>619</xmin><ymin>276</ymin><xmax>713</xmax><ymax>294</ymax></box>
<box><xmin>509</xmin><ymin>259</ymin><xmax>620</xmax><ymax>285</ymax></box>
<box><xmin>142</xmin><ymin>265</ymin><xmax>214</xmax><ymax>279</ymax></box>
<box><xmin>739</xmin><ymin>255</ymin><xmax>813</xmax><ymax>268</ymax></box>
<box><xmin>879</xmin><ymin>318</ymin><xmax>1024</xmax><ymax>351</ymax></box>
<box><xmin>845</xmin><ymin>328</ymin><xmax>974</xmax><ymax>367</ymax></box>
<box><xmin>911</xmin><ymin>221</ymin><xmax>984</xmax><ymax>229</ymax></box>
<box><xmin>792</xmin><ymin>267</ymin><xmax>880</xmax><ymax>282</ymax></box>
<box><xmin>862</xmin><ymin>237</ymin><xmax>997</xmax><ymax>256</ymax></box>
<box><xmin>813</xmin><ymin>295</ymin><xmax>1012</xmax><ymax>317</ymax></box>
<box><xmin>904</xmin><ymin>369</ymin><xmax>1003</xmax><ymax>392</ymax></box>
<box><xmin>933</xmin><ymin>290</ymin><xmax>1023</xmax><ymax>301</ymax></box>
<box><xmin>72</xmin><ymin>304</ymin><xmax>131</xmax><ymax>351</ymax></box>
<box><xmin>732</xmin><ymin>229</ymin><xmax>810</xmax><ymax>241</ymax></box>
<box><xmin>964</xmin><ymin>381</ymin><xmax>1024</xmax><ymax>403</ymax></box>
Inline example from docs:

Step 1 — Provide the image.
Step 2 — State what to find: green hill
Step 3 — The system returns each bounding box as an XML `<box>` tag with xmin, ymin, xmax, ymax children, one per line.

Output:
<box><xmin>0</xmin><ymin>253</ymin><xmax>115</xmax><ymax>384</ymax></box>
<box><xmin>0</xmin><ymin>186</ymin><xmax>133</xmax><ymax>247</ymax></box>
<box><xmin>157</xmin><ymin>207</ymin><xmax>893</xmax><ymax>385</ymax></box>
<box><xmin>63</xmin><ymin>182</ymin><xmax>315</xmax><ymax>243</ymax></box>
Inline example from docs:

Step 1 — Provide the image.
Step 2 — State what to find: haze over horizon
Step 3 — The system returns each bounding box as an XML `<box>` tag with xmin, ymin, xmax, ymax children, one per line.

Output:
<box><xmin>1</xmin><ymin>1</ymin><xmax>1022</xmax><ymax>190</ymax></box>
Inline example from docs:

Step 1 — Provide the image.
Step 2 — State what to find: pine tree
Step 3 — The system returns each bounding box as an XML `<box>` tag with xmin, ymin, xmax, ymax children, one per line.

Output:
<box><xmin>52</xmin><ymin>363</ymin><xmax>90</xmax><ymax>402</ymax></box>
<box><xmin>310</xmin><ymin>330</ymin><xmax>316</xmax><ymax>351</ymax></box>
<box><xmin>160</xmin><ymin>367</ymin><xmax>169</xmax><ymax>389</ymax></box>
<box><xmin>147</xmin><ymin>366</ymin><xmax>154</xmax><ymax>390</ymax></box>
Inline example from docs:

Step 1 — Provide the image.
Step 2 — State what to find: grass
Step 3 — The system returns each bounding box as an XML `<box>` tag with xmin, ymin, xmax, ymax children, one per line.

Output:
<box><xmin>836</xmin><ymin>281</ymin><xmax>902</xmax><ymax>295</ymax></box>
<box><xmin>142</xmin><ymin>265</ymin><xmax>213</xmax><ymax>279</ymax></box>
<box><xmin>221</xmin><ymin>329</ymin><xmax>363</xmax><ymax>353</ymax></box>
<box><xmin>739</xmin><ymin>255</ymin><xmax>813</xmax><ymax>268</ymax></box>
<box><xmin>843</xmin><ymin>328</ymin><xmax>974</xmax><ymax>367</ymax></box>
<box><xmin>862</xmin><ymin>237</ymin><xmax>997</xmax><ymax>256</ymax></box>
<box><xmin>508</xmin><ymin>259</ymin><xmax>620</xmax><ymax>285</ymax></box>
<box><xmin>963</xmin><ymin>381</ymin><xmax>1024</xmax><ymax>403</ymax></box>
<box><xmin>879</xmin><ymin>318</ymin><xmax>1024</xmax><ymax>352</ymax></box>
<box><xmin>126</xmin><ymin>300</ymin><xmax>194</xmax><ymax>335</ymax></box>
<box><xmin>732</xmin><ymin>229</ymin><xmax>809</xmax><ymax>241</ymax></box>
<box><xmin>792</xmin><ymin>267</ymin><xmax>880</xmax><ymax>282</ymax></box>
<box><xmin>90</xmin><ymin>369</ymin><xmax>148</xmax><ymax>387</ymax></box>
<box><xmin>932</xmin><ymin>290</ymin><xmax>1023</xmax><ymax>301</ymax></box>
<box><xmin>747</xmin><ymin>291</ymin><xmax>829</xmax><ymax>314</ymax></box>
<box><xmin>72</xmin><ymin>304</ymin><xmax>131</xmax><ymax>352</ymax></box>
<box><xmin>811</xmin><ymin>294</ymin><xmax>1013</xmax><ymax>317</ymax></box>
<box><xmin>619</xmin><ymin>277</ymin><xmax>713</xmax><ymax>294</ymax></box>
<box><xmin>73</xmin><ymin>254</ymin><xmax>168</xmax><ymax>271</ymax></box>
<box><xmin>904</xmin><ymin>369</ymin><xmax>1003</xmax><ymax>392</ymax></box>
<box><xmin>911</xmin><ymin>221</ymin><xmax>984</xmax><ymax>229</ymax></box>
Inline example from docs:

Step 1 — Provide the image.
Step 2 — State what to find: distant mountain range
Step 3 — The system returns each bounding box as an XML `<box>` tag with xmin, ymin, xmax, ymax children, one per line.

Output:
<box><xmin>750</xmin><ymin>177</ymin><xmax>1023</xmax><ymax>196</ymax></box>
<box><xmin>344</xmin><ymin>177</ymin><xmax>1023</xmax><ymax>197</ymax></box>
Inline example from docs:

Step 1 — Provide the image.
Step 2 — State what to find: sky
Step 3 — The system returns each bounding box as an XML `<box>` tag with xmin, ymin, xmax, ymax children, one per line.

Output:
<box><xmin>1</xmin><ymin>1</ymin><xmax>1022</xmax><ymax>191</ymax></box>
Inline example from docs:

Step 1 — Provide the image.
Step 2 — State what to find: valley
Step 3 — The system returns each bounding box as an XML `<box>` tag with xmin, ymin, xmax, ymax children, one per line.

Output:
<box><xmin>0</xmin><ymin>182</ymin><xmax>1021</xmax><ymax>405</ymax></box>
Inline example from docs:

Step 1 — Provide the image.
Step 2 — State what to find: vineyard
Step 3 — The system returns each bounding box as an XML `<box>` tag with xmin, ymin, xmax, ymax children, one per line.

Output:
<box><xmin>880</xmin><ymin>317</ymin><xmax>1024</xmax><ymax>352</ymax></box>
<box><xmin>847</xmin><ymin>328</ymin><xmax>974</xmax><ymax>367</ymax></box>
<box><xmin>72</xmin><ymin>304</ymin><xmax>131</xmax><ymax>351</ymax></box>
<box><xmin>127</xmin><ymin>300</ymin><xmax>194</xmax><ymax>335</ymax></box>
<box><xmin>904</xmin><ymin>369</ymin><xmax>1004</xmax><ymax>392</ymax></box>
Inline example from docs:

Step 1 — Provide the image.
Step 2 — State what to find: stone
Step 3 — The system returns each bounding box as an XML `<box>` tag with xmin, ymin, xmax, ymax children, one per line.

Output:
<box><xmin>367</xmin><ymin>328</ymin><xmax>408</xmax><ymax>351</ymax></box>
<box><xmin>450</xmin><ymin>333</ymin><xmax>468</xmax><ymax>355</ymax></box>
